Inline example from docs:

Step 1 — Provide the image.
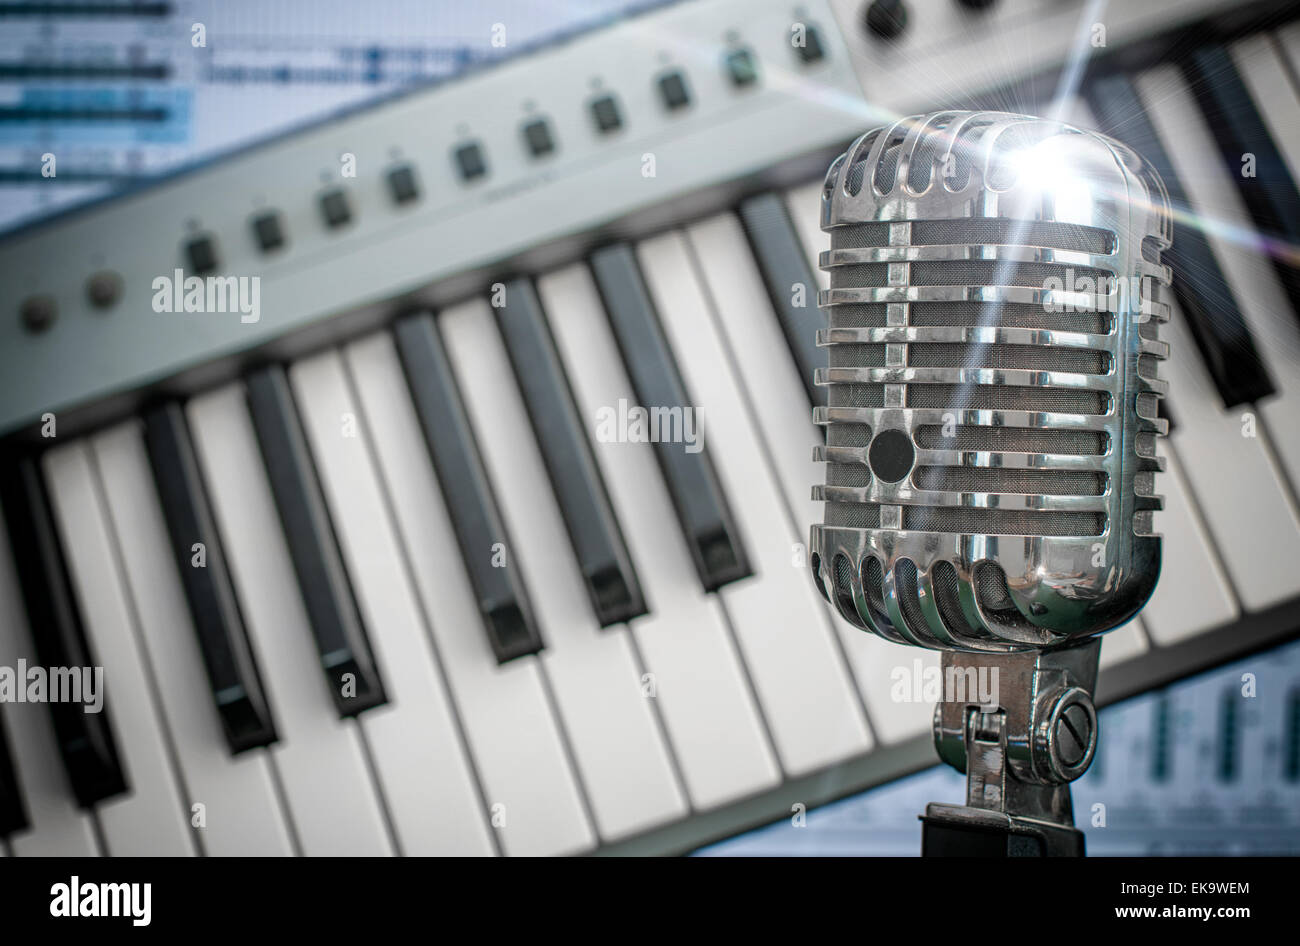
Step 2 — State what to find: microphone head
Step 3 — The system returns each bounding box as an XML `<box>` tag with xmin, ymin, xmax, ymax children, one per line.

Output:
<box><xmin>808</xmin><ymin>110</ymin><xmax>1172</xmax><ymax>653</ymax></box>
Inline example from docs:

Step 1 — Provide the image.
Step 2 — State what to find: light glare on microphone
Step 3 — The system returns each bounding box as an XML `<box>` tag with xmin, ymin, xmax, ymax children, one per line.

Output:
<box><xmin>1002</xmin><ymin>138</ymin><xmax>1097</xmax><ymax>223</ymax></box>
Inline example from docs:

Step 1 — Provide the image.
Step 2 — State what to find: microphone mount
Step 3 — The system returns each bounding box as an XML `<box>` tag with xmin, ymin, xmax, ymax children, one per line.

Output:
<box><xmin>922</xmin><ymin>638</ymin><xmax>1101</xmax><ymax>856</ymax></box>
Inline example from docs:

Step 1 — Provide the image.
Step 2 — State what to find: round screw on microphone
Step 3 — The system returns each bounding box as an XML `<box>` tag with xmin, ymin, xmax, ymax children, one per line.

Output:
<box><xmin>1036</xmin><ymin>686</ymin><xmax>1098</xmax><ymax>783</ymax></box>
<box><xmin>864</xmin><ymin>0</ymin><xmax>909</xmax><ymax>40</ymax></box>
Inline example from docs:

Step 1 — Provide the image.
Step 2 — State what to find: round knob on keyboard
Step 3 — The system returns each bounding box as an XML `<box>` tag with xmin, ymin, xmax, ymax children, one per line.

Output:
<box><xmin>86</xmin><ymin>270</ymin><xmax>123</xmax><ymax>309</ymax></box>
<box><xmin>20</xmin><ymin>295</ymin><xmax>56</xmax><ymax>334</ymax></box>
<box><xmin>864</xmin><ymin>0</ymin><xmax>909</xmax><ymax>40</ymax></box>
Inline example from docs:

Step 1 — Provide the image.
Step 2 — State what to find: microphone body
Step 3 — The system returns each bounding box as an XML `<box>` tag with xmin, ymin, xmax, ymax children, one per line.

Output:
<box><xmin>810</xmin><ymin>110</ymin><xmax>1170</xmax><ymax>653</ymax></box>
<box><xmin>807</xmin><ymin>111</ymin><xmax>1172</xmax><ymax>855</ymax></box>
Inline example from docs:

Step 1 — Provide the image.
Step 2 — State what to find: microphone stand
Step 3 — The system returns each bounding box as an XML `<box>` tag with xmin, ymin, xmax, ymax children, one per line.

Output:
<box><xmin>920</xmin><ymin>637</ymin><xmax>1101</xmax><ymax>857</ymax></box>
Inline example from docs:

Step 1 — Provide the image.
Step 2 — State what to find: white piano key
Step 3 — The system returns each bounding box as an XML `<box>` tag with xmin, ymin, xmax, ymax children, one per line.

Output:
<box><xmin>1137</xmin><ymin>66</ymin><xmax>1300</xmax><ymax>508</ymax></box>
<box><xmin>438</xmin><ymin>299</ymin><xmax>687</xmax><ymax>842</ymax></box>
<box><xmin>537</xmin><ymin>263</ymin><xmax>781</xmax><ymax>808</ymax></box>
<box><xmin>684</xmin><ymin>211</ymin><xmax>935</xmax><ymax>744</ymax></box>
<box><xmin>1281</xmin><ymin>24</ymin><xmax>1300</xmax><ymax>89</ymax></box>
<box><xmin>42</xmin><ymin>441</ymin><xmax>195</xmax><ymax>856</ymax></box>
<box><xmin>1141</xmin><ymin>443</ymin><xmax>1238</xmax><ymax>645</ymax></box>
<box><xmin>0</xmin><ymin>504</ymin><xmax>99</xmax><ymax>857</ymax></box>
<box><xmin>684</xmin><ymin>213</ymin><xmax>821</xmax><ymax>544</ymax></box>
<box><xmin>783</xmin><ymin>180</ymin><xmax>830</xmax><ymax>291</ymax></box>
<box><xmin>637</xmin><ymin>230</ymin><xmax>872</xmax><ymax>774</ymax></box>
<box><xmin>1250</xmin><ymin>32</ymin><xmax>1300</xmax><ymax>170</ymax></box>
<box><xmin>1161</xmin><ymin>301</ymin><xmax>1300</xmax><ymax>610</ymax></box>
<box><xmin>188</xmin><ymin>384</ymin><xmax>394</xmax><ymax>856</ymax></box>
<box><xmin>840</xmin><ymin>632</ymin><xmax>937</xmax><ymax>743</ymax></box>
<box><xmin>343</xmin><ymin>329</ymin><xmax>594</xmax><ymax>856</ymax></box>
<box><xmin>90</xmin><ymin>422</ymin><xmax>295</xmax><ymax>856</ymax></box>
<box><xmin>1100</xmin><ymin>622</ymin><xmax>1148</xmax><ymax>670</ymax></box>
<box><xmin>288</xmin><ymin>351</ymin><xmax>495</xmax><ymax>856</ymax></box>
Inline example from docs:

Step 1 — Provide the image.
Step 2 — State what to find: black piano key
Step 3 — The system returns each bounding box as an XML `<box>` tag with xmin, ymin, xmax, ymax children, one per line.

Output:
<box><xmin>394</xmin><ymin>312</ymin><xmax>545</xmax><ymax>662</ymax></box>
<box><xmin>738</xmin><ymin>192</ymin><xmax>827</xmax><ymax>407</ymax></box>
<box><xmin>244</xmin><ymin>366</ymin><xmax>387</xmax><ymax>717</ymax></box>
<box><xmin>0</xmin><ymin>709</ymin><xmax>28</xmax><ymax>837</ymax></box>
<box><xmin>589</xmin><ymin>244</ymin><xmax>752</xmax><ymax>592</ymax></box>
<box><xmin>0</xmin><ymin>452</ymin><xmax>127</xmax><ymax>808</ymax></box>
<box><xmin>1084</xmin><ymin>72</ymin><xmax>1276</xmax><ymax>409</ymax></box>
<box><xmin>495</xmin><ymin>278</ymin><xmax>648</xmax><ymax>627</ymax></box>
<box><xmin>142</xmin><ymin>402</ymin><xmax>278</xmax><ymax>754</ymax></box>
<box><xmin>390</xmin><ymin>314</ymin><xmax>543</xmax><ymax>662</ymax></box>
<box><xmin>1183</xmin><ymin>45</ymin><xmax>1300</xmax><ymax>327</ymax></box>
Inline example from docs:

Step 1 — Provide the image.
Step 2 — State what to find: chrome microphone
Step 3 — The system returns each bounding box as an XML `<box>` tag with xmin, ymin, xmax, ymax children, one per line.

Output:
<box><xmin>807</xmin><ymin>111</ymin><xmax>1172</xmax><ymax>855</ymax></box>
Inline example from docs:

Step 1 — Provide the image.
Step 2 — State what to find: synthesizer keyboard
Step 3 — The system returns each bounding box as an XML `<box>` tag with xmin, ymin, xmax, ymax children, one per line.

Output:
<box><xmin>2</xmin><ymin>0</ymin><xmax>1300</xmax><ymax>856</ymax></box>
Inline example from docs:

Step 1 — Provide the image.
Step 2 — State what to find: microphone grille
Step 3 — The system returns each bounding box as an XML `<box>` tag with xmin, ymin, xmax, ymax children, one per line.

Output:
<box><xmin>809</xmin><ymin>111</ymin><xmax>1172</xmax><ymax>652</ymax></box>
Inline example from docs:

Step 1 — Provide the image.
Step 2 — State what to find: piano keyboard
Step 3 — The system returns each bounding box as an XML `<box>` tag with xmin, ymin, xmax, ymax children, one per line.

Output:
<box><xmin>2</xmin><ymin>0</ymin><xmax>1300</xmax><ymax>856</ymax></box>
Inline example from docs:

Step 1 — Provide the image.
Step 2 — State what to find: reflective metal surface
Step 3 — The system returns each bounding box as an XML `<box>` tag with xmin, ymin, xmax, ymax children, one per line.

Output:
<box><xmin>810</xmin><ymin>110</ymin><xmax>1172</xmax><ymax>653</ymax></box>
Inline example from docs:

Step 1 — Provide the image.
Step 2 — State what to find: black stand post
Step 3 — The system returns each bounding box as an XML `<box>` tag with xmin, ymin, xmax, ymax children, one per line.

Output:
<box><xmin>921</xmin><ymin>803</ymin><xmax>1086</xmax><ymax>857</ymax></box>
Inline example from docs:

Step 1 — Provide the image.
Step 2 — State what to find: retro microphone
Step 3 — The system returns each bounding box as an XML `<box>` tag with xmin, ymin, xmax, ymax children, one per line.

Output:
<box><xmin>808</xmin><ymin>111</ymin><xmax>1172</xmax><ymax>855</ymax></box>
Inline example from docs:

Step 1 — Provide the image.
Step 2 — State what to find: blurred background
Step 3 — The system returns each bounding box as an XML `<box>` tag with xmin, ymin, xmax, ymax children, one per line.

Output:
<box><xmin>2</xmin><ymin>0</ymin><xmax>1300</xmax><ymax>857</ymax></box>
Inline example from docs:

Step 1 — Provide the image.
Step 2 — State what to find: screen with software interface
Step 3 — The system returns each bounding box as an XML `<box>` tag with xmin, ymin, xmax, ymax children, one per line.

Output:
<box><xmin>0</xmin><ymin>0</ymin><xmax>673</xmax><ymax>234</ymax></box>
